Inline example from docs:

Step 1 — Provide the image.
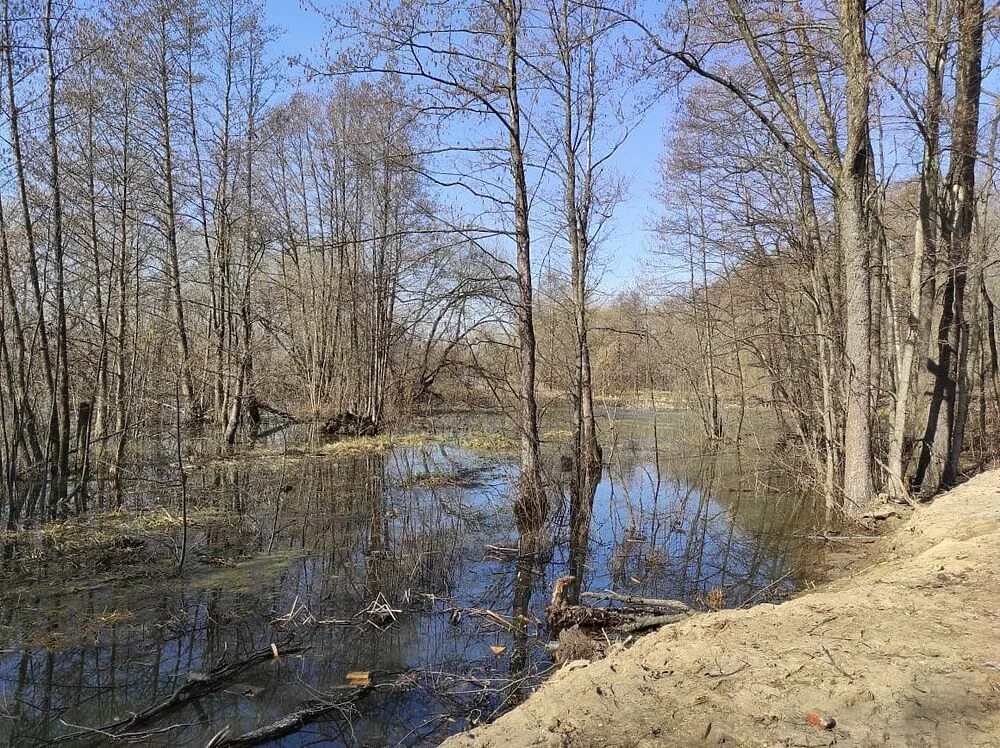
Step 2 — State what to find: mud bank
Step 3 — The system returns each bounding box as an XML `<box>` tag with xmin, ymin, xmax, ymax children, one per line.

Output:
<box><xmin>445</xmin><ymin>472</ymin><xmax>1000</xmax><ymax>747</ymax></box>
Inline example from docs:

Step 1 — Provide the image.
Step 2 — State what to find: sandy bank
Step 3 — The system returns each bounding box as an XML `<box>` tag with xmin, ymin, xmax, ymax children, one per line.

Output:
<box><xmin>444</xmin><ymin>472</ymin><xmax>1000</xmax><ymax>747</ymax></box>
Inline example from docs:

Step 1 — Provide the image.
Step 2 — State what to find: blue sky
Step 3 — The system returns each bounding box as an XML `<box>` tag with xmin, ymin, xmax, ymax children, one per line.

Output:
<box><xmin>262</xmin><ymin>1</ymin><xmax>670</xmax><ymax>291</ymax></box>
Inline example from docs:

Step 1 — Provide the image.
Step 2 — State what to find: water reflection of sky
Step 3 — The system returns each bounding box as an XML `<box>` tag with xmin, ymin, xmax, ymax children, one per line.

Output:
<box><xmin>0</xmin><ymin>420</ymin><xmax>822</xmax><ymax>746</ymax></box>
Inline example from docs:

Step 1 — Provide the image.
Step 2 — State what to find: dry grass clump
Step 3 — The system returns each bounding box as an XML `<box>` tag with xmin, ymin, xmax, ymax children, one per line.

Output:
<box><xmin>199</xmin><ymin>431</ymin><xmax>452</xmax><ymax>468</ymax></box>
<box><xmin>458</xmin><ymin>433</ymin><xmax>519</xmax><ymax>455</ymax></box>
<box><xmin>83</xmin><ymin>609</ymin><xmax>136</xmax><ymax>637</ymax></box>
<box><xmin>400</xmin><ymin>472</ymin><xmax>461</xmax><ymax>490</ymax></box>
<box><xmin>554</xmin><ymin>625</ymin><xmax>602</xmax><ymax>666</ymax></box>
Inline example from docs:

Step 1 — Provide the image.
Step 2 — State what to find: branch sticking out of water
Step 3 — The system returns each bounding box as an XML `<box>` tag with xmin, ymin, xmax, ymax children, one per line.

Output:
<box><xmin>53</xmin><ymin>642</ymin><xmax>306</xmax><ymax>743</ymax></box>
<box><xmin>207</xmin><ymin>688</ymin><xmax>371</xmax><ymax>748</ymax></box>
<box><xmin>580</xmin><ymin>589</ymin><xmax>692</xmax><ymax>613</ymax></box>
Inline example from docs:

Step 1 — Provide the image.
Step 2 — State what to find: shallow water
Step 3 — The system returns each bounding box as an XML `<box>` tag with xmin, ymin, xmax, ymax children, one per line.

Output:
<box><xmin>0</xmin><ymin>410</ymin><xmax>825</xmax><ymax>746</ymax></box>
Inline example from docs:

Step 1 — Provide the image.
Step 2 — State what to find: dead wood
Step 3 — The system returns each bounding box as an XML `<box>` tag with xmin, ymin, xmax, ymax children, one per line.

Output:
<box><xmin>580</xmin><ymin>589</ymin><xmax>691</xmax><ymax>613</ymax></box>
<box><xmin>547</xmin><ymin>575</ymin><xmax>633</xmax><ymax>632</ymax></box>
<box><xmin>547</xmin><ymin>603</ymin><xmax>628</xmax><ymax>631</ymax></box>
<box><xmin>805</xmin><ymin>532</ymin><xmax>881</xmax><ymax>542</ymax></box>
<box><xmin>322</xmin><ymin>411</ymin><xmax>378</xmax><ymax>437</ymax></box>
<box><xmin>615</xmin><ymin>612</ymin><xmax>692</xmax><ymax>634</ymax></box>
<box><xmin>548</xmin><ymin>575</ymin><xmax>694</xmax><ymax>633</ymax></box>
<box><xmin>211</xmin><ymin>688</ymin><xmax>372</xmax><ymax>747</ymax></box>
<box><xmin>55</xmin><ymin>643</ymin><xmax>305</xmax><ymax>743</ymax></box>
<box><xmin>254</xmin><ymin>400</ymin><xmax>296</xmax><ymax>422</ymax></box>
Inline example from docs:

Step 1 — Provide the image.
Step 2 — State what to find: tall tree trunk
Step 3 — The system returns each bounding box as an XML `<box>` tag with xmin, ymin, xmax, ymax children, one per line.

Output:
<box><xmin>45</xmin><ymin>0</ymin><xmax>71</xmax><ymax>516</ymax></box>
<box><xmin>889</xmin><ymin>0</ymin><xmax>945</xmax><ymax>492</ymax></box>
<box><xmin>555</xmin><ymin>0</ymin><xmax>604</xmax><ymax>599</ymax></box>
<box><xmin>915</xmin><ymin>0</ymin><xmax>984</xmax><ymax>492</ymax></box>
<box><xmin>4</xmin><ymin>4</ymin><xmax>59</xmax><ymax>515</ymax></box>
<box><xmin>504</xmin><ymin>0</ymin><xmax>545</xmax><ymax>527</ymax></box>
<box><xmin>157</xmin><ymin>12</ymin><xmax>198</xmax><ymax>419</ymax></box>
<box><xmin>836</xmin><ymin>0</ymin><xmax>875</xmax><ymax>516</ymax></box>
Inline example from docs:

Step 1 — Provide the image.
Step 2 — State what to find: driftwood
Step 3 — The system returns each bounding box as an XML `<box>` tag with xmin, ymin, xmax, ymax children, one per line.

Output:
<box><xmin>581</xmin><ymin>589</ymin><xmax>691</xmax><ymax>613</ymax></box>
<box><xmin>211</xmin><ymin>688</ymin><xmax>371</xmax><ymax>748</ymax></box>
<box><xmin>805</xmin><ymin>532</ymin><xmax>881</xmax><ymax>543</ymax></box>
<box><xmin>55</xmin><ymin>643</ymin><xmax>304</xmax><ymax>743</ymax></box>
<box><xmin>548</xmin><ymin>576</ymin><xmax>694</xmax><ymax>633</ymax></box>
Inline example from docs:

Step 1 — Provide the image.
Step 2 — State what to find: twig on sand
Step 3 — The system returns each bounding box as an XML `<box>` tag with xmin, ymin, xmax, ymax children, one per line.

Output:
<box><xmin>822</xmin><ymin>645</ymin><xmax>855</xmax><ymax>682</ymax></box>
<box><xmin>739</xmin><ymin>572</ymin><xmax>793</xmax><ymax>608</ymax></box>
<box><xmin>705</xmin><ymin>661</ymin><xmax>749</xmax><ymax>677</ymax></box>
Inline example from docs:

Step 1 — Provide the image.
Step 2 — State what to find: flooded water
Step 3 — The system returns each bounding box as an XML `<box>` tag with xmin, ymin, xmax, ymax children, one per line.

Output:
<box><xmin>0</xmin><ymin>410</ymin><xmax>825</xmax><ymax>746</ymax></box>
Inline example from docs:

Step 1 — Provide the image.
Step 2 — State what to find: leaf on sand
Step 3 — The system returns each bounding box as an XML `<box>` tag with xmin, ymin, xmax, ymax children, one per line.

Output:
<box><xmin>346</xmin><ymin>670</ymin><xmax>370</xmax><ymax>686</ymax></box>
<box><xmin>490</xmin><ymin>645</ymin><xmax>506</xmax><ymax>656</ymax></box>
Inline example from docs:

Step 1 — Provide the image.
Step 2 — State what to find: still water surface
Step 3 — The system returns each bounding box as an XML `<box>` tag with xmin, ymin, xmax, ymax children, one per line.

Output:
<box><xmin>0</xmin><ymin>410</ymin><xmax>824</xmax><ymax>746</ymax></box>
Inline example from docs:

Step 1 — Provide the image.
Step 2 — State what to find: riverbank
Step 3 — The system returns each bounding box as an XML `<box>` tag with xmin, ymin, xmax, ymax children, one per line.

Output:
<box><xmin>444</xmin><ymin>471</ymin><xmax>1000</xmax><ymax>747</ymax></box>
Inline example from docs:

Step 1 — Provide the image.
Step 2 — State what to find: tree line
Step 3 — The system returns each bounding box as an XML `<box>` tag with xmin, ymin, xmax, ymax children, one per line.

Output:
<box><xmin>0</xmin><ymin>0</ymin><xmax>997</xmax><ymax>527</ymax></box>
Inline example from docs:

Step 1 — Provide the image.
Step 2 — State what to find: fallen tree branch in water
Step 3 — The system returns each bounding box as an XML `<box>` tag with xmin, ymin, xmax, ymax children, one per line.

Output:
<box><xmin>210</xmin><ymin>688</ymin><xmax>372</xmax><ymax>747</ymax></box>
<box><xmin>53</xmin><ymin>642</ymin><xmax>305</xmax><ymax>743</ymax></box>
<box><xmin>581</xmin><ymin>590</ymin><xmax>691</xmax><ymax>613</ymax></box>
<box><xmin>56</xmin><ymin>719</ymin><xmax>201</xmax><ymax>744</ymax></box>
<box><xmin>464</xmin><ymin>607</ymin><xmax>513</xmax><ymax>630</ymax></box>
<box><xmin>549</xmin><ymin>576</ymin><xmax>694</xmax><ymax>633</ymax></box>
<box><xmin>254</xmin><ymin>400</ymin><xmax>296</xmax><ymax>422</ymax></box>
<box><xmin>272</xmin><ymin>595</ymin><xmax>353</xmax><ymax>628</ymax></box>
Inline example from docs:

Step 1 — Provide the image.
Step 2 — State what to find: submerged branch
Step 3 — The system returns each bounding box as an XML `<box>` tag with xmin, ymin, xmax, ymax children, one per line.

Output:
<box><xmin>209</xmin><ymin>688</ymin><xmax>371</xmax><ymax>748</ymax></box>
<box><xmin>54</xmin><ymin>643</ymin><xmax>305</xmax><ymax>743</ymax></box>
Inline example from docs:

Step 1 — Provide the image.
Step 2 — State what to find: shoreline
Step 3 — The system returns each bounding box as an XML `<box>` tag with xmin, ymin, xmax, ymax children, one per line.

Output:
<box><xmin>443</xmin><ymin>471</ymin><xmax>1000</xmax><ymax>747</ymax></box>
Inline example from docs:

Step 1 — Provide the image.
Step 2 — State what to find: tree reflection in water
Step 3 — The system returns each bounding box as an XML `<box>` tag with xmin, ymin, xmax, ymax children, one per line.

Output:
<box><xmin>0</xmin><ymin>418</ymin><xmax>823</xmax><ymax>745</ymax></box>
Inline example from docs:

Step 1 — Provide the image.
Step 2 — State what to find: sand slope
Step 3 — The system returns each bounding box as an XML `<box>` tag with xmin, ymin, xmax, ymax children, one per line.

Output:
<box><xmin>444</xmin><ymin>472</ymin><xmax>1000</xmax><ymax>747</ymax></box>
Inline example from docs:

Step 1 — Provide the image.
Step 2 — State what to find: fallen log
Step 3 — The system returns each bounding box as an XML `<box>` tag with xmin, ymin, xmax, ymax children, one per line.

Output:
<box><xmin>55</xmin><ymin>643</ymin><xmax>305</xmax><ymax>743</ymax></box>
<box><xmin>615</xmin><ymin>612</ymin><xmax>692</xmax><ymax>634</ymax></box>
<box><xmin>805</xmin><ymin>532</ymin><xmax>881</xmax><ymax>543</ymax></box>
<box><xmin>254</xmin><ymin>400</ymin><xmax>296</xmax><ymax>422</ymax></box>
<box><xmin>547</xmin><ymin>576</ymin><xmax>627</xmax><ymax>631</ymax></box>
<box><xmin>548</xmin><ymin>604</ymin><xmax>628</xmax><ymax>631</ymax></box>
<box><xmin>211</xmin><ymin>688</ymin><xmax>371</xmax><ymax>748</ymax></box>
<box><xmin>581</xmin><ymin>589</ymin><xmax>691</xmax><ymax>613</ymax></box>
<box><xmin>548</xmin><ymin>576</ymin><xmax>694</xmax><ymax>633</ymax></box>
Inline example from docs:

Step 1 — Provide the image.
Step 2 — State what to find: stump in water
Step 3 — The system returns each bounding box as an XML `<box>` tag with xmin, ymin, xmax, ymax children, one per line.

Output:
<box><xmin>322</xmin><ymin>411</ymin><xmax>378</xmax><ymax>437</ymax></box>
